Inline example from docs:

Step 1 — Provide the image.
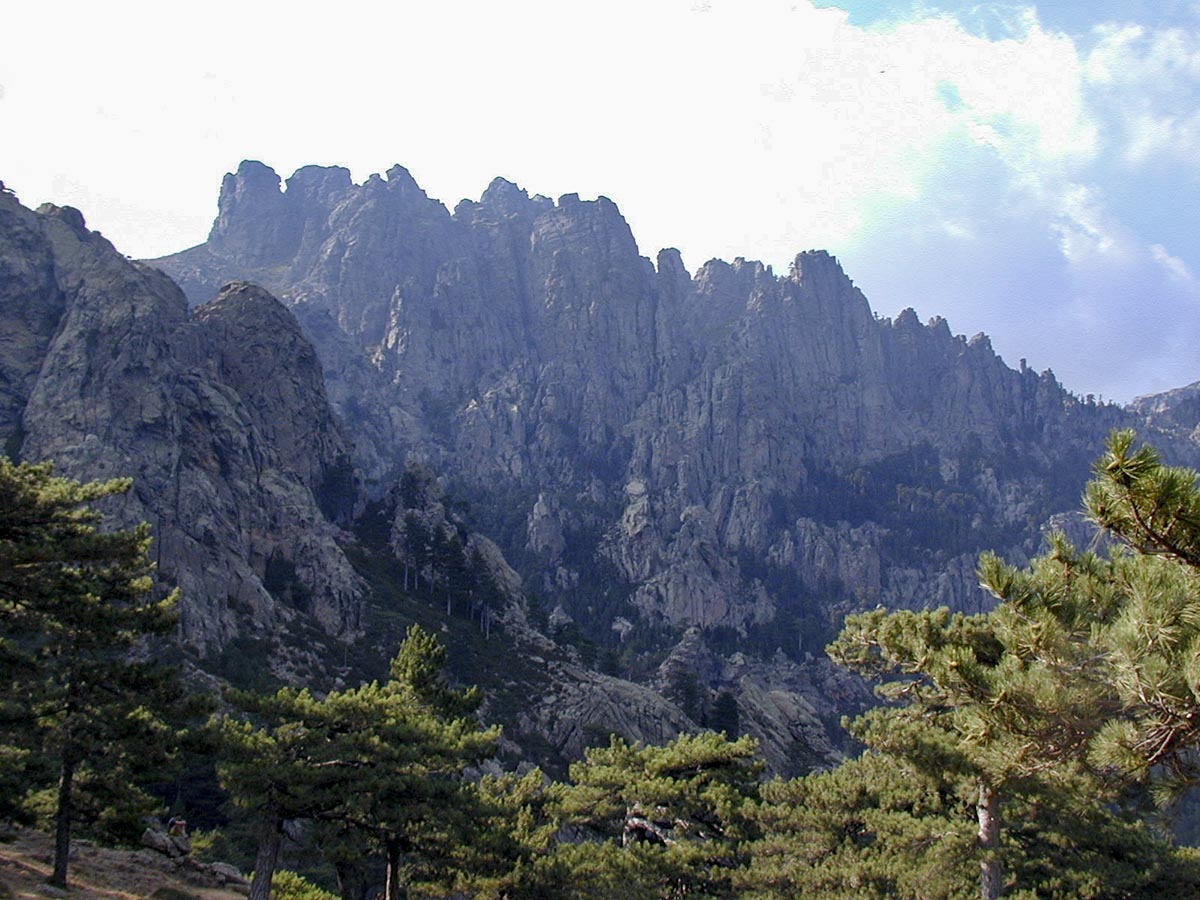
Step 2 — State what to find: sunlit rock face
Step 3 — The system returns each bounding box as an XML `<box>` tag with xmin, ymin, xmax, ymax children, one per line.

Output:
<box><xmin>0</xmin><ymin>190</ymin><xmax>362</xmax><ymax>653</ymax></box>
<box><xmin>150</xmin><ymin>160</ymin><xmax>1180</xmax><ymax>643</ymax></box>
<box><xmin>1129</xmin><ymin>380</ymin><xmax>1200</xmax><ymax>442</ymax></box>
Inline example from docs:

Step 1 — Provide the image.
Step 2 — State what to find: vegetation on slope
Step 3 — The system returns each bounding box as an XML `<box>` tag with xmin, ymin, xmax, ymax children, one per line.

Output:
<box><xmin>10</xmin><ymin>432</ymin><xmax>1200</xmax><ymax>899</ymax></box>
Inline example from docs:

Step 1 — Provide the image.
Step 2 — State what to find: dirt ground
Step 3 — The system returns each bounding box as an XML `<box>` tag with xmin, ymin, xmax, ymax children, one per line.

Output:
<box><xmin>0</xmin><ymin>830</ymin><xmax>248</xmax><ymax>900</ymax></box>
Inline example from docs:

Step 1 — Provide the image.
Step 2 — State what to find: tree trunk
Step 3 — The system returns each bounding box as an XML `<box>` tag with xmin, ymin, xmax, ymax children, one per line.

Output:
<box><xmin>248</xmin><ymin>812</ymin><xmax>284</xmax><ymax>900</ymax></box>
<box><xmin>385</xmin><ymin>838</ymin><xmax>405</xmax><ymax>900</ymax></box>
<box><xmin>335</xmin><ymin>858</ymin><xmax>369</xmax><ymax>900</ymax></box>
<box><xmin>49</xmin><ymin>753</ymin><xmax>76</xmax><ymax>888</ymax></box>
<box><xmin>977</xmin><ymin>780</ymin><xmax>1002</xmax><ymax>900</ymax></box>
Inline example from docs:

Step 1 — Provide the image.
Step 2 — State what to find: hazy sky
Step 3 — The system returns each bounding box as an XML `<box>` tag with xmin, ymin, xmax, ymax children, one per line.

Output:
<box><xmin>4</xmin><ymin>1</ymin><xmax>1198</xmax><ymax>403</ymax></box>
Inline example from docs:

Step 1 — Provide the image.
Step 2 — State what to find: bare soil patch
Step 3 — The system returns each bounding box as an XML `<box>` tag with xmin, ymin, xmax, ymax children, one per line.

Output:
<box><xmin>0</xmin><ymin>830</ymin><xmax>247</xmax><ymax>900</ymax></box>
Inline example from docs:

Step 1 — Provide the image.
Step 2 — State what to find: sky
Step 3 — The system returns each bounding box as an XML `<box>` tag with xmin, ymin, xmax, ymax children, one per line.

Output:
<box><xmin>3</xmin><ymin>1</ymin><xmax>1198</xmax><ymax>403</ymax></box>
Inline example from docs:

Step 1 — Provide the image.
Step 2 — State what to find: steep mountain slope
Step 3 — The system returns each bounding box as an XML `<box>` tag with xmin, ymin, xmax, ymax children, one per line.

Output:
<box><xmin>5</xmin><ymin>159</ymin><xmax>1195</xmax><ymax>778</ymax></box>
<box><xmin>1130</xmin><ymin>380</ymin><xmax>1200</xmax><ymax>438</ymax></box>
<box><xmin>2</xmin><ymin>185</ymin><xmax>811</xmax><ymax>773</ymax></box>
<box><xmin>152</xmin><ymin>162</ymin><xmax>1190</xmax><ymax>648</ymax></box>
<box><xmin>0</xmin><ymin>189</ymin><xmax>361</xmax><ymax>655</ymax></box>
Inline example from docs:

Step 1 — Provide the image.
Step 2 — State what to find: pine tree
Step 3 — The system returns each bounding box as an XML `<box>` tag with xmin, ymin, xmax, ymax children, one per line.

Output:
<box><xmin>1081</xmin><ymin>430</ymin><xmax>1200</xmax><ymax>791</ymax></box>
<box><xmin>827</xmin><ymin>534</ymin><xmax>1126</xmax><ymax>900</ymax></box>
<box><xmin>389</xmin><ymin>623</ymin><xmax>482</xmax><ymax>720</ymax></box>
<box><xmin>739</xmin><ymin>752</ymin><xmax>977</xmax><ymax>900</ymax></box>
<box><xmin>213</xmin><ymin>626</ymin><xmax>498</xmax><ymax>900</ymax></box>
<box><xmin>708</xmin><ymin>691</ymin><xmax>740</xmax><ymax>737</ymax></box>
<box><xmin>823</xmin><ymin>429</ymin><xmax>1200</xmax><ymax>898</ymax></box>
<box><xmin>214</xmin><ymin>681</ymin><xmax>427</xmax><ymax>900</ymax></box>
<box><xmin>546</xmin><ymin>731</ymin><xmax>762</xmax><ymax>900</ymax></box>
<box><xmin>738</xmin><ymin>751</ymin><xmax>1200</xmax><ymax>900</ymax></box>
<box><xmin>0</xmin><ymin>458</ymin><xmax>179</xmax><ymax>887</ymax></box>
<box><xmin>463</xmin><ymin>767</ymin><xmax>560</xmax><ymax>899</ymax></box>
<box><xmin>343</xmin><ymin>625</ymin><xmax>499</xmax><ymax>900</ymax></box>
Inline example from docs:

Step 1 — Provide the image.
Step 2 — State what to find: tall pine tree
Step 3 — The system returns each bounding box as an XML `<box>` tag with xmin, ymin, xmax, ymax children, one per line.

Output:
<box><xmin>825</xmin><ymin>430</ymin><xmax>1200</xmax><ymax>898</ymax></box>
<box><xmin>0</xmin><ymin>459</ymin><xmax>179</xmax><ymax>887</ymax></box>
<box><xmin>341</xmin><ymin>625</ymin><xmax>499</xmax><ymax>900</ymax></box>
<box><xmin>1082</xmin><ymin>430</ymin><xmax>1200</xmax><ymax>791</ymax></box>
<box><xmin>828</xmin><ymin>536</ymin><xmax>1126</xmax><ymax>899</ymax></box>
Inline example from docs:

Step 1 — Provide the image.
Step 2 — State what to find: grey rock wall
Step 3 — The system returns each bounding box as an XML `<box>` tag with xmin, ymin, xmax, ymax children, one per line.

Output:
<box><xmin>149</xmin><ymin>161</ymin><xmax>1184</xmax><ymax>641</ymax></box>
<box><xmin>0</xmin><ymin>191</ymin><xmax>362</xmax><ymax>653</ymax></box>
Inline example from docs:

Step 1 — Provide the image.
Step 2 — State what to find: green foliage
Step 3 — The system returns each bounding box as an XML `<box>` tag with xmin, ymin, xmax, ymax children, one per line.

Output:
<box><xmin>437</xmin><ymin>767</ymin><xmax>560</xmax><ymax>899</ymax></box>
<box><xmin>1081</xmin><ymin>431</ymin><xmax>1200</xmax><ymax>793</ymax></box>
<box><xmin>1085</xmin><ymin>430</ymin><xmax>1200</xmax><ymax>566</ymax></box>
<box><xmin>814</xmin><ymin>430</ymin><xmax>1200</xmax><ymax>898</ymax></box>
<box><xmin>18</xmin><ymin>432</ymin><xmax>1200</xmax><ymax>900</ymax></box>
<box><xmin>536</xmin><ymin>732</ymin><xmax>762</xmax><ymax>900</ymax></box>
<box><xmin>0</xmin><ymin>458</ymin><xmax>181</xmax><ymax>886</ymax></box>
<box><xmin>24</xmin><ymin>767</ymin><xmax>160</xmax><ymax>846</ymax></box>
<box><xmin>188</xmin><ymin>827</ymin><xmax>238</xmax><ymax>865</ymax></box>
<box><xmin>825</xmin><ymin>553</ymin><xmax>1133</xmax><ymax>898</ymax></box>
<box><xmin>201</xmin><ymin>633</ymin><xmax>283</xmax><ymax>696</ymax></box>
<box><xmin>267</xmin><ymin>869</ymin><xmax>340</xmax><ymax>900</ymax></box>
<box><xmin>559</xmin><ymin>731</ymin><xmax>761</xmax><ymax>835</ymax></box>
<box><xmin>0</xmin><ymin>743</ymin><xmax>34</xmax><ymax>826</ymax></box>
<box><xmin>740</xmin><ymin>753</ymin><xmax>976</xmax><ymax>900</ymax></box>
<box><xmin>739</xmin><ymin>753</ymin><xmax>1200</xmax><ymax>900</ymax></box>
<box><xmin>1002</xmin><ymin>779</ymin><xmax>1200</xmax><ymax>900</ymax></box>
<box><xmin>828</xmin><ymin>568</ymin><xmax>1115</xmax><ymax>788</ymax></box>
<box><xmin>666</xmin><ymin>670</ymin><xmax>704</xmax><ymax>723</ymax></box>
<box><xmin>390</xmin><ymin>623</ymin><xmax>481</xmax><ymax>719</ymax></box>
<box><xmin>213</xmin><ymin>626</ymin><xmax>499</xmax><ymax>900</ymax></box>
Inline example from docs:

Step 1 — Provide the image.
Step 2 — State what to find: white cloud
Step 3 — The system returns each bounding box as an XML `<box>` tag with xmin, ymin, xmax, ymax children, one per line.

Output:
<box><xmin>1151</xmin><ymin>243</ymin><xmax>1196</xmax><ymax>282</ymax></box>
<box><xmin>0</xmin><ymin>0</ymin><xmax>1099</xmax><ymax>264</ymax></box>
<box><xmin>1052</xmin><ymin>184</ymin><xmax>1122</xmax><ymax>263</ymax></box>
<box><xmin>1084</xmin><ymin>21</ymin><xmax>1200</xmax><ymax>164</ymax></box>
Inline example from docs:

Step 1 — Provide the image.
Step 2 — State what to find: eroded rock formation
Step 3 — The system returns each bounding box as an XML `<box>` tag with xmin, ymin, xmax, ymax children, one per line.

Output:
<box><xmin>0</xmin><ymin>190</ymin><xmax>361</xmax><ymax>653</ymax></box>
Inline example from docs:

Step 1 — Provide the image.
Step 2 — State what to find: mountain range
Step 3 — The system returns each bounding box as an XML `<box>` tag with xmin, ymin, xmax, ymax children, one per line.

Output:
<box><xmin>2</xmin><ymin>164</ymin><xmax>1196</xmax><ymax>774</ymax></box>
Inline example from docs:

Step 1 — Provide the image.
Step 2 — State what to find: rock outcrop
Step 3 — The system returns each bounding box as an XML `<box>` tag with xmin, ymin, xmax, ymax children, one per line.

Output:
<box><xmin>11</xmin><ymin>160</ymin><xmax>1193</xmax><ymax>775</ymax></box>
<box><xmin>1130</xmin><ymin>380</ymin><xmax>1200</xmax><ymax>441</ymax></box>
<box><xmin>371</xmin><ymin>459</ymin><xmax>717</xmax><ymax>768</ymax></box>
<box><xmin>0</xmin><ymin>189</ymin><xmax>362</xmax><ymax>654</ymax></box>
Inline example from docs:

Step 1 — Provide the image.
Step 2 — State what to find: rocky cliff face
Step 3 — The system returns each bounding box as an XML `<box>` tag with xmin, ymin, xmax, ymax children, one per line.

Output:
<box><xmin>149</xmin><ymin>162</ymin><xmax>1182</xmax><ymax>640</ymax></box>
<box><xmin>3</xmin><ymin>181</ymin><xmax>855</xmax><ymax>776</ymax></box>
<box><xmin>138</xmin><ymin>160</ymin><xmax>1200</xmax><ymax>772</ymax></box>
<box><xmin>0</xmin><ymin>189</ymin><xmax>362</xmax><ymax>654</ymax></box>
<box><xmin>1130</xmin><ymin>381</ymin><xmax>1200</xmax><ymax>441</ymax></box>
<box><xmin>12</xmin><ymin>158</ymin><xmax>1189</xmax><ymax>775</ymax></box>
